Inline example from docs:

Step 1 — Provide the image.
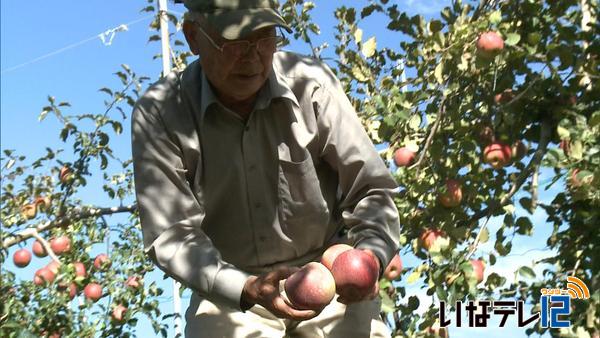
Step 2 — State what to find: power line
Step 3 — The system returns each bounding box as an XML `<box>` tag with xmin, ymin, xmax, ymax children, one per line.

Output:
<box><xmin>1</xmin><ymin>15</ymin><xmax>154</xmax><ymax>75</ymax></box>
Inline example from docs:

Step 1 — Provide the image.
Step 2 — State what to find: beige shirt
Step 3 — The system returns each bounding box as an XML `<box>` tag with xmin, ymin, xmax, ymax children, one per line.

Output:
<box><xmin>131</xmin><ymin>51</ymin><xmax>400</xmax><ymax>311</ymax></box>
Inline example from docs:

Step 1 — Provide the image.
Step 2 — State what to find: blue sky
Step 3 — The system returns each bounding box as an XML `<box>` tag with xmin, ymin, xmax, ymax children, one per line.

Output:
<box><xmin>1</xmin><ymin>1</ymin><xmax>566</xmax><ymax>337</ymax></box>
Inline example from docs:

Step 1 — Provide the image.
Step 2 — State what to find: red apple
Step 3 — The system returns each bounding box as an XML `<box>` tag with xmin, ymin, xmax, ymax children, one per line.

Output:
<box><xmin>34</xmin><ymin>268</ymin><xmax>55</xmax><ymax>285</ymax></box>
<box><xmin>321</xmin><ymin>244</ymin><xmax>353</xmax><ymax>271</ymax></box>
<box><xmin>331</xmin><ymin>249</ymin><xmax>379</xmax><ymax>300</ymax></box>
<box><xmin>59</xmin><ymin>166</ymin><xmax>73</xmax><ymax>184</ymax></box>
<box><xmin>126</xmin><ymin>276</ymin><xmax>142</xmax><ymax>288</ymax></box>
<box><xmin>511</xmin><ymin>140</ymin><xmax>527</xmax><ymax>161</ymax></box>
<box><xmin>483</xmin><ymin>142</ymin><xmax>512</xmax><ymax>169</ymax></box>
<box><xmin>476</xmin><ymin>31</ymin><xmax>504</xmax><ymax>59</ymax></box>
<box><xmin>32</xmin><ymin>240</ymin><xmax>48</xmax><ymax>257</ymax></box>
<box><xmin>68</xmin><ymin>283</ymin><xmax>78</xmax><ymax>299</ymax></box>
<box><xmin>20</xmin><ymin>204</ymin><xmax>37</xmax><ymax>220</ymax></box>
<box><xmin>383</xmin><ymin>254</ymin><xmax>403</xmax><ymax>281</ymax></box>
<box><xmin>50</xmin><ymin>236</ymin><xmax>71</xmax><ymax>255</ymax></box>
<box><xmin>73</xmin><ymin>262</ymin><xmax>86</xmax><ymax>278</ymax></box>
<box><xmin>426</xmin><ymin>323</ymin><xmax>449</xmax><ymax>338</ymax></box>
<box><xmin>94</xmin><ymin>254</ymin><xmax>111</xmax><ymax>270</ymax></box>
<box><xmin>112</xmin><ymin>304</ymin><xmax>128</xmax><ymax>322</ymax></box>
<box><xmin>284</xmin><ymin>262</ymin><xmax>336</xmax><ymax>310</ymax></box>
<box><xmin>84</xmin><ymin>283</ymin><xmax>103</xmax><ymax>302</ymax></box>
<box><xmin>13</xmin><ymin>249</ymin><xmax>32</xmax><ymax>267</ymax></box>
<box><xmin>494</xmin><ymin>89</ymin><xmax>515</xmax><ymax>104</ymax></box>
<box><xmin>470</xmin><ymin>259</ymin><xmax>485</xmax><ymax>283</ymax></box>
<box><xmin>419</xmin><ymin>229</ymin><xmax>447</xmax><ymax>251</ymax></box>
<box><xmin>438</xmin><ymin>179</ymin><xmax>463</xmax><ymax>207</ymax></box>
<box><xmin>393</xmin><ymin>147</ymin><xmax>416</xmax><ymax>167</ymax></box>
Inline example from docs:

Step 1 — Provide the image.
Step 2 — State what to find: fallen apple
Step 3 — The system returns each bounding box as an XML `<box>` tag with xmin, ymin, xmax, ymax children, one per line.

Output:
<box><xmin>284</xmin><ymin>262</ymin><xmax>336</xmax><ymax>310</ymax></box>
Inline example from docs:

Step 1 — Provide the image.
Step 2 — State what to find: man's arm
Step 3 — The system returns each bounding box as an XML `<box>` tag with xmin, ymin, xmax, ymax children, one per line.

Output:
<box><xmin>313</xmin><ymin>69</ymin><xmax>401</xmax><ymax>277</ymax></box>
<box><xmin>131</xmin><ymin>94</ymin><xmax>250</xmax><ymax>310</ymax></box>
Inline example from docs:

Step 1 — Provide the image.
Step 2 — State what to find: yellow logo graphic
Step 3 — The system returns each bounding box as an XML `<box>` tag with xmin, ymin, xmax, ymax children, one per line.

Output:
<box><xmin>566</xmin><ymin>276</ymin><xmax>590</xmax><ymax>299</ymax></box>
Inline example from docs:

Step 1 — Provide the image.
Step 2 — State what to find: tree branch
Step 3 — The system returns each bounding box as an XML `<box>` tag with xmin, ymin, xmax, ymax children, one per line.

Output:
<box><xmin>30</xmin><ymin>231</ymin><xmax>61</xmax><ymax>264</ymax></box>
<box><xmin>2</xmin><ymin>204</ymin><xmax>136</xmax><ymax>249</ymax></box>
<box><xmin>410</xmin><ymin>97</ymin><xmax>446</xmax><ymax>177</ymax></box>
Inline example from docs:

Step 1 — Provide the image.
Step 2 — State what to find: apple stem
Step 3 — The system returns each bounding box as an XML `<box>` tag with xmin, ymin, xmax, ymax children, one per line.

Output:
<box><xmin>30</xmin><ymin>230</ymin><xmax>61</xmax><ymax>264</ymax></box>
<box><xmin>410</xmin><ymin>97</ymin><xmax>446</xmax><ymax>177</ymax></box>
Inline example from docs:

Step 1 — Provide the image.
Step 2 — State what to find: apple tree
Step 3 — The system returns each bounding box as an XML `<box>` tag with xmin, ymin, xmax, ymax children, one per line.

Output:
<box><xmin>279</xmin><ymin>0</ymin><xmax>598</xmax><ymax>337</ymax></box>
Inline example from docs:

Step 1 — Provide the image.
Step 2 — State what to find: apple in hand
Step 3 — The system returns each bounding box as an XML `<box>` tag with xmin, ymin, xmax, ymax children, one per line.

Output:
<box><xmin>284</xmin><ymin>262</ymin><xmax>336</xmax><ymax>310</ymax></box>
<box><xmin>438</xmin><ymin>179</ymin><xmax>463</xmax><ymax>208</ymax></box>
<box><xmin>476</xmin><ymin>31</ymin><xmax>504</xmax><ymax>59</ymax></box>
<box><xmin>331</xmin><ymin>249</ymin><xmax>379</xmax><ymax>301</ymax></box>
<box><xmin>321</xmin><ymin>244</ymin><xmax>353</xmax><ymax>270</ymax></box>
<box><xmin>483</xmin><ymin>142</ymin><xmax>512</xmax><ymax>169</ymax></box>
<box><xmin>470</xmin><ymin>259</ymin><xmax>485</xmax><ymax>283</ymax></box>
<box><xmin>393</xmin><ymin>147</ymin><xmax>416</xmax><ymax>167</ymax></box>
<box><xmin>383</xmin><ymin>254</ymin><xmax>403</xmax><ymax>281</ymax></box>
<box><xmin>13</xmin><ymin>249</ymin><xmax>32</xmax><ymax>268</ymax></box>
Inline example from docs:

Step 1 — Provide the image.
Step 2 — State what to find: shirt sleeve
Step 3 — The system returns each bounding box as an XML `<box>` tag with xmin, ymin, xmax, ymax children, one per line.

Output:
<box><xmin>131</xmin><ymin>90</ymin><xmax>250</xmax><ymax>311</ymax></box>
<box><xmin>313</xmin><ymin>68</ymin><xmax>401</xmax><ymax>272</ymax></box>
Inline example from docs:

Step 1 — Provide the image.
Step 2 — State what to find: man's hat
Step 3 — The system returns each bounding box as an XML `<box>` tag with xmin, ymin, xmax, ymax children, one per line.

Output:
<box><xmin>180</xmin><ymin>0</ymin><xmax>292</xmax><ymax>40</ymax></box>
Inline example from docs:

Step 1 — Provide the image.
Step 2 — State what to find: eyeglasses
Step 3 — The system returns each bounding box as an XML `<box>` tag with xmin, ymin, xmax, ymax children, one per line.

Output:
<box><xmin>194</xmin><ymin>22</ymin><xmax>283</xmax><ymax>59</ymax></box>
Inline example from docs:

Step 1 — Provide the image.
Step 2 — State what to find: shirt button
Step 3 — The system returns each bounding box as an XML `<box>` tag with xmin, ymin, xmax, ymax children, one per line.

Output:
<box><xmin>254</xmin><ymin>202</ymin><xmax>261</xmax><ymax>209</ymax></box>
<box><xmin>248</xmin><ymin>164</ymin><xmax>256</xmax><ymax>171</ymax></box>
<box><xmin>259</xmin><ymin>235</ymin><xmax>267</xmax><ymax>242</ymax></box>
<box><xmin>244</xmin><ymin>126</ymin><xmax>250</xmax><ymax>132</ymax></box>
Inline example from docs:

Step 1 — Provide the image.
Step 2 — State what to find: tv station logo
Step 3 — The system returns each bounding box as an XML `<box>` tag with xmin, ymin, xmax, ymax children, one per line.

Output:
<box><xmin>439</xmin><ymin>276</ymin><xmax>590</xmax><ymax>329</ymax></box>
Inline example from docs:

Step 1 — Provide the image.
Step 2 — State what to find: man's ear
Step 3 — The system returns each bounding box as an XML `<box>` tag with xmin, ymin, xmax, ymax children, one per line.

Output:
<box><xmin>182</xmin><ymin>21</ymin><xmax>201</xmax><ymax>55</ymax></box>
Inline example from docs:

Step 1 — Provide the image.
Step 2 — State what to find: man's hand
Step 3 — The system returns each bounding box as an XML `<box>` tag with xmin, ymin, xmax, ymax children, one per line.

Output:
<box><xmin>336</xmin><ymin>249</ymin><xmax>381</xmax><ymax>305</ymax></box>
<box><xmin>241</xmin><ymin>266</ymin><xmax>320</xmax><ymax>320</ymax></box>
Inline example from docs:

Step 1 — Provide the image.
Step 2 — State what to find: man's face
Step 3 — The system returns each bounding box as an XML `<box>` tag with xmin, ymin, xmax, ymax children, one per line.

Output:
<box><xmin>184</xmin><ymin>20</ymin><xmax>276</xmax><ymax>104</ymax></box>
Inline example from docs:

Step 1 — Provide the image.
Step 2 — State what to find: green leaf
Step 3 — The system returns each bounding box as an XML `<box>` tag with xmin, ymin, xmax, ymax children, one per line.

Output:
<box><xmin>489</xmin><ymin>11</ymin><xmax>502</xmax><ymax>24</ymax></box>
<box><xmin>515</xmin><ymin>217</ymin><xmax>533</xmax><ymax>235</ymax></box>
<box><xmin>570</xmin><ymin>140</ymin><xmax>583</xmax><ymax>160</ymax></box>
<box><xmin>408</xmin><ymin>114</ymin><xmax>421</xmax><ymax>130</ymax></box>
<box><xmin>434</xmin><ymin>61</ymin><xmax>444</xmax><ymax>84</ymax></box>
<box><xmin>407</xmin><ymin>270</ymin><xmax>421</xmax><ymax>284</ymax></box>
<box><xmin>361</xmin><ymin>37</ymin><xmax>377</xmax><ymax>58</ymax></box>
<box><xmin>479</xmin><ymin>227</ymin><xmax>489</xmax><ymax>243</ymax></box>
<box><xmin>354</xmin><ymin>28</ymin><xmax>363</xmax><ymax>43</ymax></box>
<box><xmin>590</xmin><ymin>112</ymin><xmax>600</xmax><ymax>128</ymax></box>
<box><xmin>351</xmin><ymin>65</ymin><xmax>370</xmax><ymax>82</ymax></box>
<box><xmin>518</xmin><ymin>266</ymin><xmax>536</xmax><ymax>279</ymax></box>
<box><xmin>557</xmin><ymin>126</ymin><xmax>570</xmax><ymax>139</ymax></box>
<box><xmin>505</xmin><ymin>33</ymin><xmax>520</xmax><ymax>46</ymax></box>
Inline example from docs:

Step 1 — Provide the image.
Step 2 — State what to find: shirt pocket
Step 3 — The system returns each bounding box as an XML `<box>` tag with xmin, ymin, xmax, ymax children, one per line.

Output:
<box><xmin>278</xmin><ymin>153</ymin><xmax>330</xmax><ymax>236</ymax></box>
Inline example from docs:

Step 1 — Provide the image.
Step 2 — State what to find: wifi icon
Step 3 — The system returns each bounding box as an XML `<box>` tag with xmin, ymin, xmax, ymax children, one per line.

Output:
<box><xmin>566</xmin><ymin>276</ymin><xmax>590</xmax><ymax>299</ymax></box>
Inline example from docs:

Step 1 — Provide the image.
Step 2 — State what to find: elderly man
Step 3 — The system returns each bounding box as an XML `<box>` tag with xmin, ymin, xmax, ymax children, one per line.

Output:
<box><xmin>131</xmin><ymin>0</ymin><xmax>400</xmax><ymax>337</ymax></box>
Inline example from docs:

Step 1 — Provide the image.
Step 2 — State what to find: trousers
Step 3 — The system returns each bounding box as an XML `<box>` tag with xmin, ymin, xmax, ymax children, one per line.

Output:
<box><xmin>184</xmin><ymin>293</ymin><xmax>391</xmax><ymax>338</ymax></box>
